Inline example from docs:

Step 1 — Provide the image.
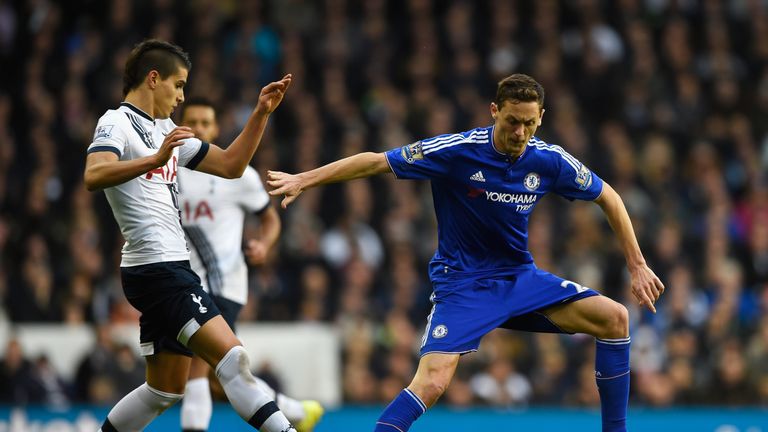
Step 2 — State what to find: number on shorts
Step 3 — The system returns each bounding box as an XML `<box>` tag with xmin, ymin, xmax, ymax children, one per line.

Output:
<box><xmin>560</xmin><ymin>280</ymin><xmax>589</xmax><ymax>293</ymax></box>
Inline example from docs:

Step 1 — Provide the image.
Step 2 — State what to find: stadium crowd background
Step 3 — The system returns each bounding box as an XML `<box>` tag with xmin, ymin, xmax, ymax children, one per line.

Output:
<box><xmin>0</xmin><ymin>0</ymin><xmax>767</xmax><ymax>410</ymax></box>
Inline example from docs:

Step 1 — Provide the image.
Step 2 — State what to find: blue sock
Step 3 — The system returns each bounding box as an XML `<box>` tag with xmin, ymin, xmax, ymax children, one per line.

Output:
<box><xmin>595</xmin><ymin>337</ymin><xmax>631</xmax><ymax>432</ymax></box>
<box><xmin>374</xmin><ymin>388</ymin><xmax>427</xmax><ymax>432</ymax></box>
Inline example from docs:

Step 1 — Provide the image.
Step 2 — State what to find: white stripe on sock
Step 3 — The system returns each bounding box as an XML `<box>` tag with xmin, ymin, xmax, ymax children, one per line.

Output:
<box><xmin>596</xmin><ymin>337</ymin><xmax>631</xmax><ymax>345</ymax></box>
<box><xmin>404</xmin><ymin>389</ymin><xmax>427</xmax><ymax>413</ymax></box>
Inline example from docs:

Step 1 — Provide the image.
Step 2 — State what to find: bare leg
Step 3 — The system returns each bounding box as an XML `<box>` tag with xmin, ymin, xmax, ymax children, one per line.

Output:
<box><xmin>374</xmin><ymin>353</ymin><xmax>460</xmax><ymax>432</ymax></box>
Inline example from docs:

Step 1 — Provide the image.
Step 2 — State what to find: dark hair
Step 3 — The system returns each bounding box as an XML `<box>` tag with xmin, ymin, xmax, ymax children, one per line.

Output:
<box><xmin>495</xmin><ymin>74</ymin><xmax>545</xmax><ymax>108</ymax></box>
<box><xmin>180</xmin><ymin>96</ymin><xmax>217</xmax><ymax>120</ymax></box>
<box><xmin>123</xmin><ymin>39</ymin><xmax>191</xmax><ymax>96</ymax></box>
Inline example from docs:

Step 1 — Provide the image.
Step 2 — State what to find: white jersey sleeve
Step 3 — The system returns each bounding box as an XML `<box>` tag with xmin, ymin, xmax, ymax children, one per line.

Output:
<box><xmin>157</xmin><ymin>118</ymin><xmax>210</xmax><ymax>169</ymax></box>
<box><xmin>88</xmin><ymin>111</ymin><xmax>130</xmax><ymax>157</ymax></box>
<box><xmin>239</xmin><ymin>166</ymin><xmax>271</xmax><ymax>213</ymax></box>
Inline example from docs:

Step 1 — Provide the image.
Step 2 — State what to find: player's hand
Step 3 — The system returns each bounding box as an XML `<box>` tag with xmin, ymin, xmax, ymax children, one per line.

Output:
<box><xmin>154</xmin><ymin>126</ymin><xmax>194</xmax><ymax>167</ymax></box>
<box><xmin>266</xmin><ymin>170</ymin><xmax>304</xmax><ymax>208</ymax></box>
<box><xmin>255</xmin><ymin>74</ymin><xmax>293</xmax><ymax>115</ymax></box>
<box><xmin>245</xmin><ymin>239</ymin><xmax>269</xmax><ymax>265</ymax></box>
<box><xmin>629</xmin><ymin>264</ymin><xmax>665</xmax><ymax>313</ymax></box>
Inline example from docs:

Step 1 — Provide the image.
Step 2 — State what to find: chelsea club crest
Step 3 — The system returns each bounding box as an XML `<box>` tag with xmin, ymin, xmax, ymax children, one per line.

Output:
<box><xmin>432</xmin><ymin>325</ymin><xmax>448</xmax><ymax>339</ymax></box>
<box><xmin>524</xmin><ymin>172</ymin><xmax>540</xmax><ymax>191</ymax></box>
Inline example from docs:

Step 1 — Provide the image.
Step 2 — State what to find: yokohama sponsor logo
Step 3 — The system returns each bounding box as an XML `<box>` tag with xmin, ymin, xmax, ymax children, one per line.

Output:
<box><xmin>484</xmin><ymin>190</ymin><xmax>537</xmax><ymax>204</ymax></box>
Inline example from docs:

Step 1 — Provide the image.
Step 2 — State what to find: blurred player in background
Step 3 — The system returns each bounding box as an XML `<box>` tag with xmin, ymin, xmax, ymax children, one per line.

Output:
<box><xmin>178</xmin><ymin>98</ymin><xmax>323</xmax><ymax>432</ymax></box>
<box><xmin>84</xmin><ymin>39</ymin><xmax>297</xmax><ymax>432</ymax></box>
<box><xmin>268</xmin><ymin>74</ymin><xmax>665</xmax><ymax>432</ymax></box>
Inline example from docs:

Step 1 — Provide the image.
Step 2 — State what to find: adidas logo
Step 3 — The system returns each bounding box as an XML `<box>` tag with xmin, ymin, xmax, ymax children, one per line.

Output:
<box><xmin>470</xmin><ymin>171</ymin><xmax>486</xmax><ymax>182</ymax></box>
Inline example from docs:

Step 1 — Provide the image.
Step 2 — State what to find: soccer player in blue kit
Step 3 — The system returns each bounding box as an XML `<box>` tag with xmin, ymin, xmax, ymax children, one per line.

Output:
<box><xmin>267</xmin><ymin>74</ymin><xmax>665</xmax><ymax>432</ymax></box>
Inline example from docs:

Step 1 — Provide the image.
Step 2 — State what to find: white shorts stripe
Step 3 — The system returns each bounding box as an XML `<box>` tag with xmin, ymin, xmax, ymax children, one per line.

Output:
<box><xmin>177</xmin><ymin>318</ymin><xmax>201</xmax><ymax>346</ymax></box>
<box><xmin>421</xmin><ymin>293</ymin><xmax>437</xmax><ymax>348</ymax></box>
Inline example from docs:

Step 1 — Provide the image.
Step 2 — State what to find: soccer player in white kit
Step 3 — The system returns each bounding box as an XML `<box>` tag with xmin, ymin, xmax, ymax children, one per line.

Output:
<box><xmin>177</xmin><ymin>98</ymin><xmax>323</xmax><ymax>432</ymax></box>
<box><xmin>84</xmin><ymin>39</ymin><xmax>297</xmax><ymax>432</ymax></box>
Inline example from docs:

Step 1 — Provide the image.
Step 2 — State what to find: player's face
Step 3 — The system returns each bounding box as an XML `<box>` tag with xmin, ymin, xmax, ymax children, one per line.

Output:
<box><xmin>181</xmin><ymin>105</ymin><xmax>219</xmax><ymax>143</ymax></box>
<box><xmin>154</xmin><ymin>66</ymin><xmax>188</xmax><ymax>119</ymax></box>
<box><xmin>491</xmin><ymin>100</ymin><xmax>543</xmax><ymax>158</ymax></box>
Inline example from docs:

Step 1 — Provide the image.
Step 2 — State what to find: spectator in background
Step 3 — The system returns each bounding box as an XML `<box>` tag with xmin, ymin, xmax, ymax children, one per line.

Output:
<box><xmin>0</xmin><ymin>338</ymin><xmax>45</xmax><ymax>405</ymax></box>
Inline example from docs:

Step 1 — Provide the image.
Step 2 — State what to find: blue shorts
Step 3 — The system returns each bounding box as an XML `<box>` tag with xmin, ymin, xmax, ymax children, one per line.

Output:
<box><xmin>121</xmin><ymin>260</ymin><xmax>221</xmax><ymax>357</ymax></box>
<box><xmin>420</xmin><ymin>266</ymin><xmax>599</xmax><ymax>356</ymax></box>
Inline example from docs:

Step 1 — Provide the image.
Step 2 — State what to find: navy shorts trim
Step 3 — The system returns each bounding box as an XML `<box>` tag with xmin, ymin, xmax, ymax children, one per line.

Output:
<box><xmin>121</xmin><ymin>260</ymin><xmax>221</xmax><ymax>357</ymax></box>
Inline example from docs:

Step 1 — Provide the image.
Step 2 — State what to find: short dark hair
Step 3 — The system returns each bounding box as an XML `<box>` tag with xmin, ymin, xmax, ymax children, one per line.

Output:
<box><xmin>123</xmin><ymin>39</ymin><xmax>191</xmax><ymax>96</ymax></box>
<box><xmin>495</xmin><ymin>74</ymin><xmax>545</xmax><ymax>108</ymax></box>
<box><xmin>179</xmin><ymin>96</ymin><xmax>217</xmax><ymax>120</ymax></box>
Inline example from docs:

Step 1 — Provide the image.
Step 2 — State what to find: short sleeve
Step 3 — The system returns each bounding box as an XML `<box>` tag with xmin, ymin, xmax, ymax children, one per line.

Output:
<box><xmin>87</xmin><ymin>112</ymin><xmax>128</xmax><ymax>157</ymax></box>
<box><xmin>551</xmin><ymin>149</ymin><xmax>604</xmax><ymax>201</ymax></box>
<box><xmin>239</xmin><ymin>166</ymin><xmax>271</xmax><ymax>213</ymax></box>
<box><xmin>178</xmin><ymin>137</ymin><xmax>209</xmax><ymax>170</ymax></box>
<box><xmin>385</xmin><ymin>139</ymin><xmax>453</xmax><ymax>180</ymax></box>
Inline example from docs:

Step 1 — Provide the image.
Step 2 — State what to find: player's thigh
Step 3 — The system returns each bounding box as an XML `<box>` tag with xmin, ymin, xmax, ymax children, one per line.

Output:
<box><xmin>146</xmin><ymin>351</ymin><xmax>191</xmax><ymax>394</ymax></box>
<box><xmin>187</xmin><ymin>315</ymin><xmax>242</xmax><ymax>367</ymax></box>
<box><xmin>541</xmin><ymin>295</ymin><xmax>628</xmax><ymax>338</ymax></box>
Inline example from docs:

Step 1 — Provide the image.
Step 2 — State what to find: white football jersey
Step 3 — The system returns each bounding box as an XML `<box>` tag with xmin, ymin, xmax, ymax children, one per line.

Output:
<box><xmin>178</xmin><ymin>165</ymin><xmax>270</xmax><ymax>305</ymax></box>
<box><xmin>87</xmin><ymin>103</ymin><xmax>209</xmax><ymax>267</ymax></box>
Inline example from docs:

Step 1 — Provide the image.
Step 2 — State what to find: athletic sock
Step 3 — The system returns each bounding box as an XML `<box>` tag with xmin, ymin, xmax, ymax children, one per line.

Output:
<box><xmin>101</xmin><ymin>383</ymin><xmax>182</xmax><ymax>431</ymax></box>
<box><xmin>181</xmin><ymin>377</ymin><xmax>212</xmax><ymax>432</ymax></box>
<box><xmin>595</xmin><ymin>337</ymin><xmax>631</xmax><ymax>432</ymax></box>
<box><xmin>374</xmin><ymin>388</ymin><xmax>427</xmax><ymax>432</ymax></box>
<box><xmin>254</xmin><ymin>376</ymin><xmax>306</xmax><ymax>423</ymax></box>
<box><xmin>215</xmin><ymin>346</ymin><xmax>295</xmax><ymax>432</ymax></box>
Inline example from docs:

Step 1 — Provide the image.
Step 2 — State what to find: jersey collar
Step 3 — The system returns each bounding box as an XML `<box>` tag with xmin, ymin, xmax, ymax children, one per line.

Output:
<box><xmin>120</xmin><ymin>102</ymin><xmax>155</xmax><ymax>123</ymax></box>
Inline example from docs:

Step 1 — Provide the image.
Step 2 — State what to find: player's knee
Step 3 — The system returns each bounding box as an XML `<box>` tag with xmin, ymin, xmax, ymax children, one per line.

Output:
<box><xmin>412</xmin><ymin>378</ymin><xmax>449</xmax><ymax>405</ymax></box>
<box><xmin>412</xmin><ymin>369</ymin><xmax>452</xmax><ymax>403</ymax></box>
<box><xmin>215</xmin><ymin>345</ymin><xmax>250</xmax><ymax>384</ymax></box>
<box><xmin>602</xmin><ymin>301</ymin><xmax>629</xmax><ymax>338</ymax></box>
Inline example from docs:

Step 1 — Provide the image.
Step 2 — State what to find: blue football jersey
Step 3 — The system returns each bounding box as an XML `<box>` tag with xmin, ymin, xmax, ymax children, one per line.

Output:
<box><xmin>385</xmin><ymin>126</ymin><xmax>604</xmax><ymax>281</ymax></box>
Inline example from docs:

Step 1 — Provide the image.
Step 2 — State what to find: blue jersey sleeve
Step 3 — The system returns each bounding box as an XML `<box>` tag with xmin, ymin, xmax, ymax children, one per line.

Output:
<box><xmin>551</xmin><ymin>150</ymin><xmax>604</xmax><ymax>201</ymax></box>
<box><xmin>384</xmin><ymin>140</ymin><xmax>452</xmax><ymax>180</ymax></box>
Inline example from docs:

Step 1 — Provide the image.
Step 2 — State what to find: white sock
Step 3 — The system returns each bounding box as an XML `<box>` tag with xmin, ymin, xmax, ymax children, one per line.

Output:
<box><xmin>106</xmin><ymin>383</ymin><xmax>182</xmax><ymax>430</ymax></box>
<box><xmin>181</xmin><ymin>377</ymin><xmax>212</xmax><ymax>430</ymax></box>
<box><xmin>254</xmin><ymin>376</ymin><xmax>306</xmax><ymax>423</ymax></box>
<box><xmin>215</xmin><ymin>346</ymin><xmax>296</xmax><ymax>432</ymax></box>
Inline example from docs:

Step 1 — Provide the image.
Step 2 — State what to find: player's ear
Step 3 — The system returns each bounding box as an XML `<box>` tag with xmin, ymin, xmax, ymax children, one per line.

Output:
<box><xmin>490</xmin><ymin>102</ymin><xmax>498</xmax><ymax>120</ymax></box>
<box><xmin>148</xmin><ymin>70</ymin><xmax>159</xmax><ymax>89</ymax></box>
<box><xmin>538</xmin><ymin>108</ymin><xmax>545</xmax><ymax>126</ymax></box>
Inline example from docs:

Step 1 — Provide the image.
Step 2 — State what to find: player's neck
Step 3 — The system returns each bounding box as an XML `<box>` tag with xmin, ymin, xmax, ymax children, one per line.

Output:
<box><xmin>123</xmin><ymin>92</ymin><xmax>156</xmax><ymax>119</ymax></box>
<box><xmin>491</xmin><ymin>139</ymin><xmax>525</xmax><ymax>161</ymax></box>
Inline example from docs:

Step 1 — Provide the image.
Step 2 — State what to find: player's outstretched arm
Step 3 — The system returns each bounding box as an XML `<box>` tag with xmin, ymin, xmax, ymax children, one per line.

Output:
<box><xmin>594</xmin><ymin>182</ymin><xmax>665</xmax><ymax>313</ymax></box>
<box><xmin>195</xmin><ymin>74</ymin><xmax>292</xmax><ymax>179</ymax></box>
<box><xmin>84</xmin><ymin>126</ymin><xmax>194</xmax><ymax>191</ymax></box>
<box><xmin>267</xmin><ymin>152</ymin><xmax>391</xmax><ymax>208</ymax></box>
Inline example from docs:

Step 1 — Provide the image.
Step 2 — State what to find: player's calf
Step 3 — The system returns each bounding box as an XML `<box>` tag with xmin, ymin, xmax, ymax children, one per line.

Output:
<box><xmin>100</xmin><ymin>383</ymin><xmax>182</xmax><ymax>432</ymax></box>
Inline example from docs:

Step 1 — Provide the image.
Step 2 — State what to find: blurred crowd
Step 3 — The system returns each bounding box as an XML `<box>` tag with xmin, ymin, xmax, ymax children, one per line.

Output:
<box><xmin>1</xmin><ymin>0</ymin><xmax>768</xmax><ymax>409</ymax></box>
